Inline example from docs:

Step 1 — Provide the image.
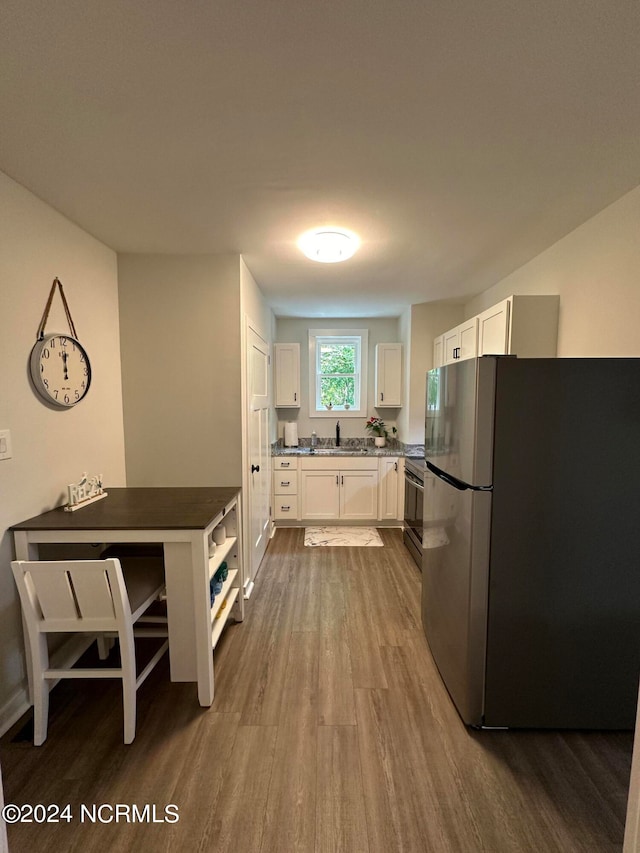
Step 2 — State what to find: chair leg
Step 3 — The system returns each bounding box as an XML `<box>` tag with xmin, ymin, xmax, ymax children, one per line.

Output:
<box><xmin>97</xmin><ymin>636</ymin><xmax>116</xmax><ymax>659</ymax></box>
<box><xmin>120</xmin><ymin>626</ymin><xmax>138</xmax><ymax>744</ymax></box>
<box><xmin>33</xmin><ymin>678</ymin><xmax>49</xmax><ymax>746</ymax></box>
<box><xmin>122</xmin><ymin>676</ymin><xmax>136</xmax><ymax>744</ymax></box>
<box><xmin>97</xmin><ymin>636</ymin><xmax>110</xmax><ymax>660</ymax></box>
<box><xmin>32</xmin><ymin>635</ymin><xmax>50</xmax><ymax>746</ymax></box>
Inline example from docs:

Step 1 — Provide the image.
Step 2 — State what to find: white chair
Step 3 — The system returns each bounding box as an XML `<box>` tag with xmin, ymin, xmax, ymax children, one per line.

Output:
<box><xmin>11</xmin><ymin>558</ymin><xmax>168</xmax><ymax>745</ymax></box>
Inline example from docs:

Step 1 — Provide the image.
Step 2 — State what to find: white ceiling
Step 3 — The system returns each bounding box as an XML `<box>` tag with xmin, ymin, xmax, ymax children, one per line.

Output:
<box><xmin>1</xmin><ymin>0</ymin><xmax>639</xmax><ymax>317</ymax></box>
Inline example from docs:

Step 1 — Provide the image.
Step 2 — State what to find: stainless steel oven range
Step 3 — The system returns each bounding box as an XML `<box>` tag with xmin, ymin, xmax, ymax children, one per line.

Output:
<box><xmin>403</xmin><ymin>456</ymin><xmax>425</xmax><ymax>569</ymax></box>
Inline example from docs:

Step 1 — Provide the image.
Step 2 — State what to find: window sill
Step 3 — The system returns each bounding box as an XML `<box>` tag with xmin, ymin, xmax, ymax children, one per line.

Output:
<box><xmin>310</xmin><ymin>408</ymin><xmax>364</xmax><ymax>419</ymax></box>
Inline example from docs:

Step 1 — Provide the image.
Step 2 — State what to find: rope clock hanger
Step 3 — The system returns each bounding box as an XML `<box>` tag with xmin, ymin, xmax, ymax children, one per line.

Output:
<box><xmin>29</xmin><ymin>278</ymin><xmax>92</xmax><ymax>408</ymax></box>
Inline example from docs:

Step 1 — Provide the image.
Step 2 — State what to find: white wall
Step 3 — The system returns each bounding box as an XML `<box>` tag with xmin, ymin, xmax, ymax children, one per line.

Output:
<box><xmin>118</xmin><ymin>254</ymin><xmax>243</xmax><ymax>486</ymax></box>
<box><xmin>401</xmin><ymin>301</ymin><xmax>464</xmax><ymax>445</ymax></box>
<box><xmin>397</xmin><ymin>308</ymin><xmax>412</xmax><ymax>441</ymax></box>
<box><xmin>240</xmin><ymin>258</ymin><xmax>276</xmax><ymax>443</ymax></box>
<box><xmin>275</xmin><ymin>316</ymin><xmax>401</xmax><ymax>443</ymax></box>
<box><xmin>0</xmin><ymin>171</ymin><xmax>126</xmax><ymax>731</ymax></box>
<box><xmin>464</xmin><ymin>185</ymin><xmax>640</xmax><ymax>357</ymax></box>
<box><xmin>241</xmin><ymin>258</ymin><xmax>275</xmax><ymax>349</ymax></box>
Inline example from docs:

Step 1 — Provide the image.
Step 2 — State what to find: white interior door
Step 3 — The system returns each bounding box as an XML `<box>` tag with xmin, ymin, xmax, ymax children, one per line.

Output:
<box><xmin>246</xmin><ymin>325</ymin><xmax>270</xmax><ymax>595</ymax></box>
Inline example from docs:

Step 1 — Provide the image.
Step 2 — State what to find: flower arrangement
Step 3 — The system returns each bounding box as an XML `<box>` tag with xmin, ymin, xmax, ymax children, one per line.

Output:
<box><xmin>365</xmin><ymin>416</ymin><xmax>387</xmax><ymax>437</ymax></box>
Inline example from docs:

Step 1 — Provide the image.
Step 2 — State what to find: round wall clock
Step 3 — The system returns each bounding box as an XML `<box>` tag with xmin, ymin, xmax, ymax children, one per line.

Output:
<box><xmin>29</xmin><ymin>333</ymin><xmax>92</xmax><ymax>408</ymax></box>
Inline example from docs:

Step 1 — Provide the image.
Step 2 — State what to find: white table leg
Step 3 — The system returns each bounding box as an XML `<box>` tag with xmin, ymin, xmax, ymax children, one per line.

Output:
<box><xmin>163</xmin><ymin>542</ymin><xmax>197</xmax><ymax>683</ymax></box>
<box><xmin>164</xmin><ymin>536</ymin><xmax>215</xmax><ymax>705</ymax></box>
<box><xmin>191</xmin><ymin>532</ymin><xmax>214</xmax><ymax>707</ymax></box>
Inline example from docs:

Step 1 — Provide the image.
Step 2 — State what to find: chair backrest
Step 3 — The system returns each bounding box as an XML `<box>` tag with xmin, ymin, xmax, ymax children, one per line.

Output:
<box><xmin>11</xmin><ymin>559</ymin><xmax>132</xmax><ymax>635</ymax></box>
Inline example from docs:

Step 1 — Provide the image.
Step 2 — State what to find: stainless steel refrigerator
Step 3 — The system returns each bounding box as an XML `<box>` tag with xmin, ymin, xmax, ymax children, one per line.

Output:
<box><xmin>422</xmin><ymin>356</ymin><xmax>640</xmax><ymax>729</ymax></box>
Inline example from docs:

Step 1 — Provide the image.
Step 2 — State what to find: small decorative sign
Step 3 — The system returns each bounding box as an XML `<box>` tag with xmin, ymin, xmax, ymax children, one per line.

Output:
<box><xmin>64</xmin><ymin>472</ymin><xmax>108</xmax><ymax>512</ymax></box>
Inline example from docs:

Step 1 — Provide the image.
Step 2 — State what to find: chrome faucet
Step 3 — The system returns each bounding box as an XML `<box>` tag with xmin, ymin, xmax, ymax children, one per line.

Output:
<box><xmin>336</xmin><ymin>420</ymin><xmax>340</xmax><ymax>447</ymax></box>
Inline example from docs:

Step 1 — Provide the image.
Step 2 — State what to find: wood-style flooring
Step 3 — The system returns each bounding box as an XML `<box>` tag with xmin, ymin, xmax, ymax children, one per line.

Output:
<box><xmin>0</xmin><ymin>528</ymin><xmax>633</xmax><ymax>852</ymax></box>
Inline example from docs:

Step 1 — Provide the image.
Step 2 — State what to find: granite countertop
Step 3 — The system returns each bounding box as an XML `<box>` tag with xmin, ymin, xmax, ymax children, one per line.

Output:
<box><xmin>272</xmin><ymin>441</ymin><xmax>423</xmax><ymax>458</ymax></box>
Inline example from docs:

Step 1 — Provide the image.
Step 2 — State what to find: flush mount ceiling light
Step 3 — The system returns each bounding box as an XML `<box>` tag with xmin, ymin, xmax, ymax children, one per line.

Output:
<box><xmin>297</xmin><ymin>227</ymin><xmax>360</xmax><ymax>263</ymax></box>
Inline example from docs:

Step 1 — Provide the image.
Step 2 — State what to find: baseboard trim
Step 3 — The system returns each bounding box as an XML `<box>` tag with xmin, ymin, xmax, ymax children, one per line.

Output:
<box><xmin>0</xmin><ymin>688</ymin><xmax>30</xmax><ymax>738</ymax></box>
<box><xmin>274</xmin><ymin>521</ymin><xmax>404</xmax><ymax>529</ymax></box>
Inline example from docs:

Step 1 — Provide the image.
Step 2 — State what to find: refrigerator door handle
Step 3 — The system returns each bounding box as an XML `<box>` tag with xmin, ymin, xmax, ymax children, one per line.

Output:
<box><xmin>426</xmin><ymin>461</ymin><xmax>493</xmax><ymax>492</ymax></box>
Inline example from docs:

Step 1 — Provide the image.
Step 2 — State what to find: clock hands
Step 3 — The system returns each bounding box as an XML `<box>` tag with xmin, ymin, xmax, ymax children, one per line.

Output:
<box><xmin>61</xmin><ymin>349</ymin><xmax>69</xmax><ymax>380</ymax></box>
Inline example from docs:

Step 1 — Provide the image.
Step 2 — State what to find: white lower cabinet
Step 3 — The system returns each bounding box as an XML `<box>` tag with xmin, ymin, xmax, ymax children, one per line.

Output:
<box><xmin>339</xmin><ymin>470</ymin><xmax>379</xmax><ymax>519</ymax></box>
<box><xmin>274</xmin><ymin>454</ymin><xmax>404</xmax><ymax>523</ymax></box>
<box><xmin>300</xmin><ymin>459</ymin><xmax>379</xmax><ymax>521</ymax></box>
<box><xmin>378</xmin><ymin>456</ymin><xmax>403</xmax><ymax>520</ymax></box>
<box><xmin>273</xmin><ymin>458</ymin><xmax>299</xmax><ymax>520</ymax></box>
<box><xmin>300</xmin><ymin>470</ymin><xmax>341</xmax><ymax>519</ymax></box>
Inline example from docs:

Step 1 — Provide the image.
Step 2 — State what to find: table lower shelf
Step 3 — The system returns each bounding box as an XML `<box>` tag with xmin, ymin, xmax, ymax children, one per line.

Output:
<box><xmin>210</xmin><ymin>569</ymin><xmax>240</xmax><ymax>649</ymax></box>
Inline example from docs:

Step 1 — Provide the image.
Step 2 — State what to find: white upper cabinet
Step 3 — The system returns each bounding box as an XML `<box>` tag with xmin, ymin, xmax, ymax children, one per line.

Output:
<box><xmin>477</xmin><ymin>295</ymin><xmax>560</xmax><ymax>358</ymax></box>
<box><xmin>441</xmin><ymin>318</ymin><xmax>478</xmax><ymax>365</ymax></box>
<box><xmin>443</xmin><ymin>327</ymin><xmax>460</xmax><ymax>364</ymax></box>
<box><xmin>375</xmin><ymin>343</ymin><xmax>403</xmax><ymax>407</ymax></box>
<box><xmin>435</xmin><ymin>295</ymin><xmax>559</xmax><ymax>368</ymax></box>
<box><xmin>477</xmin><ymin>299</ymin><xmax>510</xmax><ymax>356</ymax></box>
<box><xmin>274</xmin><ymin>343</ymin><xmax>300</xmax><ymax>407</ymax></box>
<box><xmin>433</xmin><ymin>335</ymin><xmax>444</xmax><ymax>369</ymax></box>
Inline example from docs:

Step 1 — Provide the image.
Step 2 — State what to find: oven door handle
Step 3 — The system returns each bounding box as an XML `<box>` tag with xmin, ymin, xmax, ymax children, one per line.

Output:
<box><xmin>405</xmin><ymin>473</ymin><xmax>424</xmax><ymax>492</ymax></box>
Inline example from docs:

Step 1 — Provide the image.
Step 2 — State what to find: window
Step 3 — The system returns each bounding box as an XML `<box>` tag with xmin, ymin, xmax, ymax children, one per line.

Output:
<box><xmin>309</xmin><ymin>329</ymin><xmax>368</xmax><ymax>418</ymax></box>
<box><xmin>426</xmin><ymin>368</ymin><xmax>441</xmax><ymax>413</ymax></box>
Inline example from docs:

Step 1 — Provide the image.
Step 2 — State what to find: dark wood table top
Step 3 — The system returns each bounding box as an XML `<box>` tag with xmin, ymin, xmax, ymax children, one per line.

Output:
<box><xmin>11</xmin><ymin>487</ymin><xmax>241</xmax><ymax>531</ymax></box>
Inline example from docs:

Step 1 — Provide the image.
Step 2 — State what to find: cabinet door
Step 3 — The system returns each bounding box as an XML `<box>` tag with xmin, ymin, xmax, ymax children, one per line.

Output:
<box><xmin>477</xmin><ymin>299</ymin><xmax>510</xmax><ymax>356</ymax></box>
<box><xmin>444</xmin><ymin>320</ymin><xmax>478</xmax><ymax>364</ymax></box>
<box><xmin>378</xmin><ymin>457</ymin><xmax>399</xmax><ymax>520</ymax></box>
<box><xmin>274</xmin><ymin>343</ymin><xmax>300</xmax><ymax>407</ymax></box>
<box><xmin>458</xmin><ymin>318</ymin><xmax>478</xmax><ymax>360</ymax></box>
<box><xmin>300</xmin><ymin>470</ymin><xmax>340</xmax><ymax>519</ymax></box>
<box><xmin>375</xmin><ymin>343</ymin><xmax>403</xmax><ymax>407</ymax></box>
<box><xmin>443</xmin><ymin>328</ymin><xmax>460</xmax><ymax>364</ymax></box>
<box><xmin>433</xmin><ymin>335</ymin><xmax>444</xmax><ymax>369</ymax></box>
<box><xmin>340</xmin><ymin>470</ymin><xmax>378</xmax><ymax>520</ymax></box>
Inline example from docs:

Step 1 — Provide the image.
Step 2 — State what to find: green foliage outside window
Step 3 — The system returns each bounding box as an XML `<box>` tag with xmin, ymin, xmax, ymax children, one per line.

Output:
<box><xmin>427</xmin><ymin>372</ymin><xmax>440</xmax><ymax>411</ymax></box>
<box><xmin>318</xmin><ymin>341</ymin><xmax>358</xmax><ymax>409</ymax></box>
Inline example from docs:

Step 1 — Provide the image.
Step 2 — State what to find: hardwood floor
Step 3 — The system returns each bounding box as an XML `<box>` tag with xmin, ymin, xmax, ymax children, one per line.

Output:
<box><xmin>1</xmin><ymin>528</ymin><xmax>633</xmax><ymax>852</ymax></box>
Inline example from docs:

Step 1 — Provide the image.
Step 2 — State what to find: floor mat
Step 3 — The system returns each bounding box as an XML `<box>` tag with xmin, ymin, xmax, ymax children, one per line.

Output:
<box><xmin>304</xmin><ymin>526</ymin><xmax>383</xmax><ymax>547</ymax></box>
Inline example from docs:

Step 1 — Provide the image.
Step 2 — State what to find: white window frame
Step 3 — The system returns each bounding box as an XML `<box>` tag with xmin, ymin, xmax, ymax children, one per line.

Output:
<box><xmin>308</xmin><ymin>329</ymin><xmax>368</xmax><ymax>418</ymax></box>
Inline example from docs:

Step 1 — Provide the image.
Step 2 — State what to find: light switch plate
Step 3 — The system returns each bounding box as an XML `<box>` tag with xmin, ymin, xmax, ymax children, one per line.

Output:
<box><xmin>0</xmin><ymin>429</ymin><xmax>12</xmax><ymax>460</ymax></box>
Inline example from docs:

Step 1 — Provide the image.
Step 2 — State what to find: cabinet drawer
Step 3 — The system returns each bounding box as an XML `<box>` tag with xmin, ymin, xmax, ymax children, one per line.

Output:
<box><xmin>300</xmin><ymin>456</ymin><xmax>377</xmax><ymax>471</ymax></box>
<box><xmin>274</xmin><ymin>496</ymin><xmax>299</xmax><ymax>519</ymax></box>
<box><xmin>274</xmin><ymin>457</ymin><xmax>297</xmax><ymax>470</ymax></box>
<box><xmin>273</xmin><ymin>471</ymin><xmax>298</xmax><ymax>494</ymax></box>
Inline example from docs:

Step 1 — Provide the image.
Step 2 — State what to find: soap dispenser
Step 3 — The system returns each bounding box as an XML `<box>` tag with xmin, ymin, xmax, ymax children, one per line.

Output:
<box><xmin>311</xmin><ymin>431</ymin><xmax>318</xmax><ymax>448</ymax></box>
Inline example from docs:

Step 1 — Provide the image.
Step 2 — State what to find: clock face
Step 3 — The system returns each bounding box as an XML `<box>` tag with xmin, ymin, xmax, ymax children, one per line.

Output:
<box><xmin>29</xmin><ymin>334</ymin><xmax>92</xmax><ymax>407</ymax></box>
